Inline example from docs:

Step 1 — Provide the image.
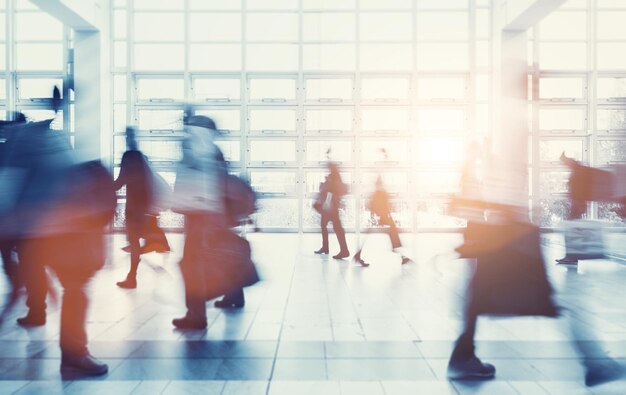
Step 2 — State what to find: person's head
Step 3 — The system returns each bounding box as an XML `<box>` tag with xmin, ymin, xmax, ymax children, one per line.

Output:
<box><xmin>125</xmin><ymin>127</ymin><xmax>138</xmax><ymax>151</ymax></box>
<box><xmin>185</xmin><ymin>115</ymin><xmax>216</xmax><ymax>131</ymax></box>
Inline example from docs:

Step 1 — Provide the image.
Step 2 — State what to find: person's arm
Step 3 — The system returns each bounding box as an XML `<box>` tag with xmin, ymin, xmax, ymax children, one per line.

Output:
<box><xmin>113</xmin><ymin>152</ymin><xmax>129</xmax><ymax>191</ymax></box>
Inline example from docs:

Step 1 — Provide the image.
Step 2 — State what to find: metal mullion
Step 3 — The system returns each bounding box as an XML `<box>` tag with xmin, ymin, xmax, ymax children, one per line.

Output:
<box><xmin>410</xmin><ymin>0</ymin><xmax>419</xmax><ymax>234</ymax></box>
<box><xmin>241</xmin><ymin>0</ymin><xmax>249</xmax><ymax>226</ymax></box>
<box><xmin>350</xmin><ymin>0</ymin><xmax>360</xmax><ymax>237</ymax></box>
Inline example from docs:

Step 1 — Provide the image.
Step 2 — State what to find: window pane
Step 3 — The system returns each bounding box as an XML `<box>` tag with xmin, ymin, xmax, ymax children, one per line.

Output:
<box><xmin>360</xmin><ymin>172</ymin><xmax>409</xmax><ymax>195</ymax></box>
<box><xmin>360</xmin><ymin>0</ymin><xmax>411</xmax><ymax>9</ymax></box>
<box><xmin>361</xmin><ymin>108</ymin><xmax>410</xmax><ymax>133</ymax></box>
<box><xmin>539</xmin><ymin>43</ymin><xmax>587</xmax><ymax>70</ymax></box>
<box><xmin>416</xmin><ymin>12</ymin><xmax>468</xmax><ymax>40</ymax></box>
<box><xmin>0</xmin><ymin>79</ymin><xmax>5</xmax><ymax>101</ymax></box>
<box><xmin>539</xmin><ymin>77</ymin><xmax>585</xmax><ymax>100</ymax></box>
<box><xmin>302</xmin><ymin>0</ymin><xmax>355</xmax><ymax>10</ymax></box>
<box><xmin>189</xmin><ymin>44</ymin><xmax>242</xmax><ymax>71</ymax></box>
<box><xmin>597</xmin><ymin>11</ymin><xmax>626</xmax><ymax>40</ymax></box>
<box><xmin>302</xmin><ymin>13</ymin><xmax>355</xmax><ymax>41</ymax></box>
<box><xmin>134</xmin><ymin>44</ymin><xmax>184</xmax><ymax>70</ymax></box>
<box><xmin>304</xmin><ymin>197</ymin><xmax>356</xmax><ymax>229</ymax></box>
<box><xmin>476</xmin><ymin>40</ymin><xmax>491</xmax><ymax>68</ymax></box>
<box><xmin>189</xmin><ymin>0</ymin><xmax>242</xmax><ymax>10</ymax></box>
<box><xmin>360</xmin><ymin>13</ymin><xmax>412</xmax><ymax>41</ymax></box>
<box><xmin>417</xmin><ymin>138</ymin><xmax>465</xmax><ymax>164</ymax></box>
<box><xmin>361</xmin><ymin>78</ymin><xmax>409</xmax><ymax>102</ymax></box>
<box><xmin>247</xmin><ymin>14</ymin><xmax>298</xmax><ymax>42</ymax></box>
<box><xmin>476</xmin><ymin>9</ymin><xmax>490</xmax><ymax>39</ymax></box>
<box><xmin>114</xmin><ymin>41</ymin><xmax>127</xmax><ymax>68</ymax></box>
<box><xmin>215</xmin><ymin>140</ymin><xmax>241</xmax><ymax>162</ymax></box>
<box><xmin>475</xmin><ymin>74</ymin><xmax>490</xmax><ymax>101</ymax></box>
<box><xmin>247</xmin><ymin>0</ymin><xmax>298</xmax><ymax>10</ymax></box>
<box><xmin>249</xmin><ymin>79</ymin><xmax>296</xmax><ymax>102</ymax></box>
<box><xmin>305</xmin><ymin>78</ymin><xmax>353</xmax><ymax>103</ymax></box>
<box><xmin>303</xmin><ymin>44</ymin><xmax>356</xmax><ymax>71</ymax></box>
<box><xmin>597</xmin><ymin>77</ymin><xmax>626</xmax><ymax>100</ymax></box>
<box><xmin>16</xmin><ymin>43</ymin><xmax>63</xmax><ymax>71</ymax></box>
<box><xmin>0</xmin><ymin>44</ymin><xmax>4</xmax><ymax>69</ymax></box>
<box><xmin>138</xmin><ymin>140</ymin><xmax>183</xmax><ymax>162</ymax></box>
<box><xmin>597</xmin><ymin>108</ymin><xmax>626</xmax><ymax>131</ymax></box>
<box><xmin>416</xmin><ymin>199</ymin><xmax>466</xmax><ymax>228</ymax></box>
<box><xmin>598</xmin><ymin>0</ymin><xmax>626</xmax><ymax>7</ymax></box>
<box><xmin>113</xmin><ymin>75</ymin><xmax>127</xmax><ymax>102</ymax></box>
<box><xmin>539</xmin><ymin>171</ymin><xmax>570</xmax><ymax>195</ymax></box>
<box><xmin>416</xmin><ymin>171</ymin><xmax>462</xmax><ymax>195</ymax></box>
<box><xmin>537</xmin><ymin>199</ymin><xmax>571</xmax><ymax>227</ymax></box>
<box><xmin>246</xmin><ymin>44</ymin><xmax>298</xmax><ymax>71</ymax></box>
<box><xmin>417</xmin><ymin>77</ymin><xmax>466</xmax><ymax>101</ymax></box>
<box><xmin>539</xmin><ymin>11</ymin><xmax>586</xmax><ymax>40</ymax></box>
<box><xmin>305</xmin><ymin>140</ymin><xmax>353</xmax><ymax>163</ymax></box>
<box><xmin>250</xmin><ymin>171</ymin><xmax>297</xmax><ymax>194</ymax></box>
<box><xmin>249</xmin><ymin>140</ymin><xmax>297</xmax><ymax>163</ymax></box>
<box><xmin>249</xmin><ymin>109</ymin><xmax>297</xmax><ymax>133</ymax></box>
<box><xmin>134</xmin><ymin>0</ymin><xmax>184</xmax><ymax>10</ymax></box>
<box><xmin>137</xmin><ymin>109</ymin><xmax>184</xmax><ymax>131</ymax></box>
<box><xmin>417</xmin><ymin>43</ymin><xmax>469</xmax><ymax>71</ymax></box>
<box><xmin>113</xmin><ymin>104</ymin><xmax>127</xmax><ymax>133</ymax></box>
<box><xmin>418</xmin><ymin>108</ymin><xmax>465</xmax><ymax>133</ymax></box>
<box><xmin>254</xmin><ymin>199</ymin><xmax>298</xmax><ymax>228</ymax></box>
<box><xmin>539</xmin><ymin>140</ymin><xmax>584</xmax><ymax>162</ymax></box>
<box><xmin>360</xmin><ymin>44</ymin><xmax>412</xmax><ymax>71</ymax></box>
<box><xmin>418</xmin><ymin>0</ymin><xmax>468</xmax><ymax>9</ymax></box>
<box><xmin>158</xmin><ymin>211</ymin><xmax>184</xmax><ymax>228</ymax></box>
<box><xmin>113</xmin><ymin>10</ymin><xmax>127</xmax><ymax>39</ymax></box>
<box><xmin>195</xmin><ymin>109</ymin><xmax>241</xmax><ymax>133</ymax></box>
<box><xmin>361</xmin><ymin>140</ymin><xmax>409</xmax><ymax>164</ymax></box>
<box><xmin>597</xmin><ymin>43</ymin><xmax>626</xmax><ymax>70</ymax></box>
<box><xmin>190</xmin><ymin>13</ymin><xmax>241</xmax><ymax>41</ymax></box>
<box><xmin>15</xmin><ymin>12</ymin><xmax>63</xmax><ymax>40</ymax></box>
<box><xmin>539</xmin><ymin>108</ymin><xmax>585</xmax><ymax>130</ymax></box>
<box><xmin>597</xmin><ymin>140</ymin><xmax>626</xmax><ymax>164</ymax></box>
<box><xmin>134</xmin><ymin>13</ymin><xmax>184</xmax><ymax>41</ymax></box>
<box><xmin>136</xmin><ymin>78</ymin><xmax>184</xmax><ymax>101</ymax></box>
<box><xmin>193</xmin><ymin>78</ymin><xmax>240</xmax><ymax>102</ymax></box>
<box><xmin>18</xmin><ymin>78</ymin><xmax>63</xmax><ymax>101</ymax></box>
<box><xmin>305</xmin><ymin>109</ymin><xmax>352</xmax><ymax>133</ymax></box>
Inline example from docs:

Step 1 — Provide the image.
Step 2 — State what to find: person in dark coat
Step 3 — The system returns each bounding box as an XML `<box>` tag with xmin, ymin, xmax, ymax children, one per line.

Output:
<box><xmin>315</xmin><ymin>162</ymin><xmax>350</xmax><ymax>259</ymax></box>
<box><xmin>114</xmin><ymin>127</ymin><xmax>169</xmax><ymax>289</ymax></box>
<box><xmin>6</xmin><ymin>118</ymin><xmax>116</xmax><ymax>377</ymax></box>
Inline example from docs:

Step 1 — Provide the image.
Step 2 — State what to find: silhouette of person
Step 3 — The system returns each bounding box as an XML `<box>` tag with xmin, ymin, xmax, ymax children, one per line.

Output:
<box><xmin>314</xmin><ymin>162</ymin><xmax>350</xmax><ymax>259</ymax></box>
<box><xmin>172</xmin><ymin>115</ymin><xmax>228</xmax><ymax>329</ymax></box>
<box><xmin>7</xmin><ymin>117</ymin><xmax>115</xmax><ymax>377</ymax></box>
<box><xmin>114</xmin><ymin>127</ymin><xmax>170</xmax><ymax>289</ymax></box>
<box><xmin>353</xmin><ymin>175</ymin><xmax>411</xmax><ymax>266</ymax></box>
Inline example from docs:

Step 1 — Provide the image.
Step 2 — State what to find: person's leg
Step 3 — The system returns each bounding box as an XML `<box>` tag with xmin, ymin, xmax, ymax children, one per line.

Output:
<box><xmin>16</xmin><ymin>239</ymin><xmax>47</xmax><ymax>326</ymax></box>
<box><xmin>447</xmin><ymin>303</ymin><xmax>495</xmax><ymax>379</ymax></box>
<box><xmin>316</xmin><ymin>213</ymin><xmax>330</xmax><ymax>254</ymax></box>
<box><xmin>142</xmin><ymin>214</ymin><xmax>170</xmax><ymax>252</ymax></box>
<box><xmin>53</xmin><ymin>264</ymin><xmax>107</xmax><ymax>376</ymax></box>
<box><xmin>173</xmin><ymin>214</ymin><xmax>209</xmax><ymax>328</ymax></box>
<box><xmin>387</xmin><ymin>220</ymin><xmax>411</xmax><ymax>264</ymax></box>
<box><xmin>331</xmin><ymin>209</ymin><xmax>349</xmax><ymax>259</ymax></box>
<box><xmin>117</xmin><ymin>212</ymin><xmax>141</xmax><ymax>288</ymax></box>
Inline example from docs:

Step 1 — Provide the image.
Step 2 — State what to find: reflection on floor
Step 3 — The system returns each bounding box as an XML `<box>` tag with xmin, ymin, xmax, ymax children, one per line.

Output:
<box><xmin>0</xmin><ymin>232</ymin><xmax>625</xmax><ymax>394</ymax></box>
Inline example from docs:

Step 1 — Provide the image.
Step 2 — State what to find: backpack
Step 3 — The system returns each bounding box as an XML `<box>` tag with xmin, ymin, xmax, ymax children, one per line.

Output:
<box><xmin>224</xmin><ymin>173</ymin><xmax>257</xmax><ymax>227</ymax></box>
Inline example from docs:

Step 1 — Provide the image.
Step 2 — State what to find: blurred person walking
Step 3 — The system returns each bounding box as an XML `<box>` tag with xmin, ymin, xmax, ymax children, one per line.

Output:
<box><xmin>314</xmin><ymin>162</ymin><xmax>350</xmax><ymax>259</ymax></box>
<box><xmin>114</xmin><ymin>127</ymin><xmax>170</xmax><ymax>289</ymax></box>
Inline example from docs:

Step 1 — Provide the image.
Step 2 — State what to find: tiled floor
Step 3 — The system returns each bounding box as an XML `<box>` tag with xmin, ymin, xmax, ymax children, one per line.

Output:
<box><xmin>0</xmin><ymin>232</ymin><xmax>625</xmax><ymax>394</ymax></box>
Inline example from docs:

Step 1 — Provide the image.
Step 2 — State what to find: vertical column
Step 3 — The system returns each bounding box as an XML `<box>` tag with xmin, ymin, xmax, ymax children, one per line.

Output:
<box><xmin>73</xmin><ymin>17</ymin><xmax>111</xmax><ymax>164</ymax></box>
<box><xmin>488</xmin><ymin>29</ymin><xmax>529</xmax><ymax>210</ymax></box>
